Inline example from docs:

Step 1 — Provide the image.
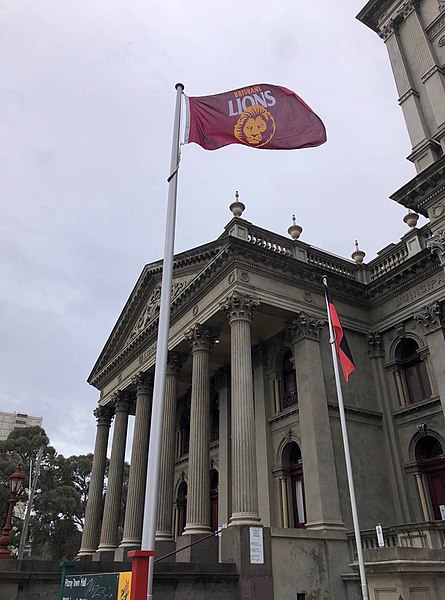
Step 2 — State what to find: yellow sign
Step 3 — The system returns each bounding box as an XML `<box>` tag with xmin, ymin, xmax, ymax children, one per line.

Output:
<box><xmin>118</xmin><ymin>572</ymin><xmax>131</xmax><ymax>600</ymax></box>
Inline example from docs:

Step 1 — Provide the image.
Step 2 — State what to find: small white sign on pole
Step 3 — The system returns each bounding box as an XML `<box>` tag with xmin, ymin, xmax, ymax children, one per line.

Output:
<box><xmin>439</xmin><ymin>505</ymin><xmax>445</xmax><ymax>520</ymax></box>
<box><xmin>375</xmin><ymin>524</ymin><xmax>385</xmax><ymax>548</ymax></box>
<box><xmin>249</xmin><ymin>527</ymin><xmax>264</xmax><ymax>564</ymax></box>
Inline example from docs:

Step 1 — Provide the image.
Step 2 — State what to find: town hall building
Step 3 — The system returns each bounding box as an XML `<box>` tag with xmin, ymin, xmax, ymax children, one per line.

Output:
<box><xmin>79</xmin><ymin>1</ymin><xmax>445</xmax><ymax>598</ymax></box>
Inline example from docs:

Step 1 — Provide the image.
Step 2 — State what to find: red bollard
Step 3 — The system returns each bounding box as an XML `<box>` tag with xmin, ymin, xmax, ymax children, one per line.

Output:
<box><xmin>128</xmin><ymin>550</ymin><xmax>155</xmax><ymax>600</ymax></box>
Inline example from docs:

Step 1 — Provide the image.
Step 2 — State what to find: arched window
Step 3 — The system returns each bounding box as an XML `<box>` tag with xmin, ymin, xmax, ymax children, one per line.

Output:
<box><xmin>209</xmin><ymin>469</ymin><xmax>219</xmax><ymax>533</ymax></box>
<box><xmin>280</xmin><ymin>441</ymin><xmax>306</xmax><ymax>528</ymax></box>
<box><xmin>395</xmin><ymin>338</ymin><xmax>431</xmax><ymax>404</ymax></box>
<box><xmin>415</xmin><ymin>435</ymin><xmax>445</xmax><ymax>521</ymax></box>
<box><xmin>176</xmin><ymin>481</ymin><xmax>187</xmax><ymax>537</ymax></box>
<box><xmin>281</xmin><ymin>351</ymin><xmax>298</xmax><ymax>410</ymax></box>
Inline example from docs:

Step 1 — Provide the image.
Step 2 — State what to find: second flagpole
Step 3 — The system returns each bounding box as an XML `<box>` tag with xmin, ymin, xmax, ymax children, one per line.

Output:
<box><xmin>140</xmin><ymin>82</ymin><xmax>184</xmax><ymax>600</ymax></box>
<box><xmin>322</xmin><ymin>276</ymin><xmax>369</xmax><ymax>600</ymax></box>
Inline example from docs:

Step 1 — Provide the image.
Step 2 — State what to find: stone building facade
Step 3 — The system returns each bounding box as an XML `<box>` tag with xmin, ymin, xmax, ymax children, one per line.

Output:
<box><xmin>79</xmin><ymin>1</ymin><xmax>445</xmax><ymax>598</ymax></box>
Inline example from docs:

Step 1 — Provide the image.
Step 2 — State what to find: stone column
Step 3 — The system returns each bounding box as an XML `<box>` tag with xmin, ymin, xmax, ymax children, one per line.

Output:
<box><xmin>78</xmin><ymin>405</ymin><xmax>113</xmax><ymax>556</ymax></box>
<box><xmin>220</xmin><ymin>291</ymin><xmax>261</xmax><ymax>526</ymax></box>
<box><xmin>156</xmin><ymin>354</ymin><xmax>184</xmax><ymax>540</ymax></box>
<box><xmin>97</xmin><ymin>392</ymin><xmax>130</xmax><ymax>554</ymax></box>
<box><xmin>183</xmin><ymin>324</ymin><xmax>214</xmax><ymax>535</ymax></box>
<box><xmin>213</xmin><ymin>366</ymin><xmax>231</xmax><ymax>528</ymax></box>
<box><xmin>413</xmin><ymin>301</ymin><xmax>445</xmax><ymax>418</ymax></box>
<box><xmin>286</xmin><ymin>311</ymin><xmax>344</xmax><ymax>530</ymax></box>
<box><xmin>118</xmin><ymin>373</ymin><xmax>154</xmax><ymax>551</ymax></box>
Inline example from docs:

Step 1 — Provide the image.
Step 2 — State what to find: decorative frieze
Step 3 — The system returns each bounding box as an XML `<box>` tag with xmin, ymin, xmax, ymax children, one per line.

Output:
<box><xmin>286</xmin><ymin>311</ymin><xmax>324</xmax><ymax>343</ymax></box>
<box><xmin>220</xmin><ymin>291</ymin><xmax>260</xmax><ymax>324</ymax></box>
<box><xmin>426</xmin><ymin>230</ymin><xmax>445</xmax><ymax>265</ymax></box>
<box><xmin>413</xmin><ymin>301</ymin><xmax>443</xmax><ymax>333</ymax></box>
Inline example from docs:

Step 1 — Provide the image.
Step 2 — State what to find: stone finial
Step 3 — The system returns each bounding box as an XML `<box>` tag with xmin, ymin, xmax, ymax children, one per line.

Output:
<box><xmin>403</xmin><ymin>209</ymin><xmax>419</xmax><ymax>228</ymax></box>
<box><xmin>229</xmin><ymin>191</ymin><xmax>245</xmax><ymax>217</ymax></box>
<box><xmin>287</xmin><ymin>214</ymin><xmax>303</xmax><ymax>240</ymax></box>
<box><xmin>351</xmin><ymin>240</ymin><xmax>366</xmax><ymax>264</ymax></box>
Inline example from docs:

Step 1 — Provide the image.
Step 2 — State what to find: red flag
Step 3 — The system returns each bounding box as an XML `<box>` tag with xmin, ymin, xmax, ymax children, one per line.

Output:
<box><xmin>184</xmin><ymin>84</ymin><xmax>326</xmax><ymax>151</ymax></box>
<box><xmin>324</xmin><ymin>286</ymin><xmax>356</xmax><ymax>382</ymax></box>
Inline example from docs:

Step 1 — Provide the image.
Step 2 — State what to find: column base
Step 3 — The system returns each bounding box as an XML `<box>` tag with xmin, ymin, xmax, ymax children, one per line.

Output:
<box><xmin>76</xmin><ymin>550</ymin><xmax>95</xmax><ymax>560</ymax></box>
<box><xmin>92</xmin><ymin>549</ymin><xmax>116</xmax><ymax>562</ymax></box>
<box><xmin>175</xmin><ymin>533</ymin><xmax>218</xmax><ymax>563</ymax></box>
<box><xmin>305</xmin><ymin>519</ymin><xmax>347</xmax><ymax>534</ymax></box>
<box><xmin>229</xmin><ymin>512</ymin><xmax>261</xmax><ymax>527</ymax></box>
<box><xmin>155</xmin><ymin>539</ymin><xmax>177</xmax><ymax>563</ymax></box>
<box><xmin>220</xmin><ymin>526</ymin><xmax>274</xmax><ymax>600</ymax></box>
<box><xmin>114</xmin><ymin>544</ymin><xmax>141</xmax><ymax>562</ymax></box>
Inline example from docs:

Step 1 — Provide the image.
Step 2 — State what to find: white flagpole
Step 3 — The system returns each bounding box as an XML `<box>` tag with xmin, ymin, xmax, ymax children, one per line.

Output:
<box><xmin>322</xmin><ymin>275</ymin><xmax>369</xmax><ymax>600</ymax></box>
<box><xmin>141</xmin><ymin>82</ymin><xmax>184</xmax><ymax>600</ymax></box>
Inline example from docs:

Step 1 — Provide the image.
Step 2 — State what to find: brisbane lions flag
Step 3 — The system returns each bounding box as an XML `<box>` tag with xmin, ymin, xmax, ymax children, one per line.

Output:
<box><xmin>324</xmin><ymin>284</ymin><xmax>356</xmax><ymax>383</ymax></box>
<box><xmin>184</xmin><ymin>84</ymin><xmax>326</xmax><ymax>151</ymax></box>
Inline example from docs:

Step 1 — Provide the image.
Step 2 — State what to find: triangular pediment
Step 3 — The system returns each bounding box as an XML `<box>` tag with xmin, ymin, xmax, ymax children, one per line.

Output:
<box><xmin>88</xmin><ymin>239</ymin><xmax>227</xmax><ymax>384</ymax></box>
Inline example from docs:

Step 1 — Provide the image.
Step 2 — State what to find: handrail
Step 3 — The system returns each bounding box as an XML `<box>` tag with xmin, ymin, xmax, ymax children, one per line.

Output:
<box><xmin>154</xmin><ymin>527</ymin><xmax>223</xmax><ymax>563</ymax></box>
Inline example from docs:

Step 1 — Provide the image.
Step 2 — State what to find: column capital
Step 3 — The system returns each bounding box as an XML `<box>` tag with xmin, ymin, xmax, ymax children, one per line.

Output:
<box><xmin>220</xmin><ymin>290</ymin><xmax>260</xmax><ymax>324</ymax></box>
<box><xmin>112</xmin><ymin>391</ymin><xmax>132</xmax><ymax>413</ymax></box>
<box><xmin>93</xmin><ymin>405</ymin><xmax>114</xmax><ymax>426</ymax></box>
<box><xmin>131</xmin><ymin>372</ymin><xmax>154</xmax><ymax>395</ymax></box>
<box><xmin>286</xmin><ymin>311</ymin><xmax>324</xmax><ymax>343</ymax></box>
<box><xmin>426</xmin><ymin>230</ymin><xmax>445</xmax><ymax>266</ymax></box>
<box><xmin>184</xmin><ymin>323</ymin><xmax>216</xmax><ymax>352</ymax></box>
<box><xmin>368</xmin><ymin>331</ymin><xmax>385</xmax><ymax>358</ymax></box>
<box><xmin>413</xmin><ymin>301</ymin><xmax>443</xmax><ymax>334</ymax></box>
<box><xmin>166</xmin><ymin>352</ymin><xmax>186</xmax><ymax>376</ymax></box>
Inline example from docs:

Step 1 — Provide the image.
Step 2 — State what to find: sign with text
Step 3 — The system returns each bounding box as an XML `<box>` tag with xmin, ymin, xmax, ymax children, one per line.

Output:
<box><xmin>375</xmin><ymin>524</ymin><xmax>385</xmax><ymax>548</ymax></box>
<box><xmin>249</xmin><ymin>526</ymin><xmax>264</xmax><ymax>564</ymax></box>
<box><xmin>62</xmin><ymin>572</ymin><xmax>131</xmax><ymax>600</ymax></box>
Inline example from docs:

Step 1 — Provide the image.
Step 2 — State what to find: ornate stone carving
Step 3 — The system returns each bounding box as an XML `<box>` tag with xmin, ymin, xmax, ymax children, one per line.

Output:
<box><xmin>286</xmin><ymin>311</ymin><xmax>324</xmax><ymax>343</ymax></box>
<box><xmin>368</xmin><ymin>331</ymin><xmax>384</xmax><ymax>358</ymax></box>
<box><xmin>426</xmin><ymin>230</ymin><xmax>445</xmax><ymax>265</ymax></box>
<box><xmin>251</xmin><ymin>343</ymin><xmax>265</xmax><ymax>368</ymax></box>
<box><xmin>93</xmin><ymin>405</ymin><xmax>114</xmax><ymax>426</ymax></box>
<box><xmin>112</xmin><ymin>391</ymin><xmax>131</xmax><ymax>412</ymax></box>
<box><xmin>128</xmin><ymin>279</ymin><xmax>190</xmax><ymax>342</ymax></box>
<box><xmin>439</xmin><ymin>0</ymin><xmax>445</xmax><ymax>12</ymax></box>
<box><xmin>220</xmin><ymin>291</ymin><xmax>260</xmax><ymax>323</ymax></box>
<box><xmin>131</xmin><ymin>372</ymin><xmax>154</xmax><ymax>394</ymax></box>
<box><xmin>213</xmin><ymin>365</ymin><xmax>230</xmax><ymax>391</ymax></box>
<box><xmin>166</xmin><ymin>352</ymin><xmax>186</xmax><ymax>376</ymax></box>
<box><xmin>413</xmin><ymin>301</ymin><xmax>443</xmax><ymax>333</ymax></box>
<box><xmin>184</xmin><ymin>323</ymin><xmax>216</xmax><ymax>352</ymax></box>
<box><xmin>395</xmin><ymin>322</ymin><xmax>406</xmax><ymax>338</ymax></box>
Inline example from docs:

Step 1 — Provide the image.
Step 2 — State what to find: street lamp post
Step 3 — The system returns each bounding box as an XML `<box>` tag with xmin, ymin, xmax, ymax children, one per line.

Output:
<box><xmin>0</xmin><ymin>465</ymin><xmax>26</xmax><ymax>560</ymax></box>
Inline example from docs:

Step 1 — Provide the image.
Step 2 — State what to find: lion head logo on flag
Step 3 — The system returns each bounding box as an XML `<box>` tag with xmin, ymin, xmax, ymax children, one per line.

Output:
<box><xmin>233</xmin><ymin>105</ymin><xmax>276</xmax><ymax>147</ymax></box>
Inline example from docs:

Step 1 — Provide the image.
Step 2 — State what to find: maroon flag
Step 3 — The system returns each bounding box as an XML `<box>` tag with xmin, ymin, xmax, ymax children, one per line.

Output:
<box><xmin>324</xmin><ymin>285</ymin><xmax>356</xmax><ymax>383</ymax></box>
<box><xmin>184</xmin><ymin>84</ymin><xmax>326</xmax><ymax>151</ymax></box>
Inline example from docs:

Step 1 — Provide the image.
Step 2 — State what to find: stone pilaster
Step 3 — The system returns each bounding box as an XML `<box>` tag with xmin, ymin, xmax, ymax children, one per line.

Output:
<box><xmin>367</xmin><ymin>332</ymin><xmax>409</xmax><ymax>522</ymax></box>
<box><xmin>78</xmin><ymin>405</ymin><xmax>113</xmax><ymax>556</ymax></box>
<box><xmin>413</xmin><ymin>301</ymin><xmax>445</xmax><ymax>418</ymax></box>
<box><xmin>183</xmin><ymin>324</ymin><xmax>214</xmax><ymax>534</ymax></box>
<box><xmin>220</xmin><ymin>291</ymin><xmax>261</xmax><ymax>526</ymax></box>
<box><xmin>286</xmin><ymin>312</ymin><xmax>344</xmax><ymax>530</ymax></box>
<box><xmin>214</xmin><ymin>366</ymin><xmax>230</xmax><ymax>528</ymax></box>
<box><xmin>156</xmin><ymin>354</ymin><xmax>185</xmax><ymax>540</ymax></box>
<box><xmin>119</xmin><ymin>373</ymin><xmax>154</xmax><ymax>550</ymax></box>
<box><xmin>97</xmin><ymin>392</ymin><xmax>130</xmax><ymax>552</ymax></box>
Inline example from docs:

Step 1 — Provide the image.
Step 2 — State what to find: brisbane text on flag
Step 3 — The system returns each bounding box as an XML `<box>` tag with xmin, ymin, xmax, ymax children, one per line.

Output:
<box><xmin>184</xmin><ymin>84</ymin><xmax>326</xmax><ymax>151</ymax></box>
<box><xmin>324</xmin><ymin>284</ymin><xmax>356</xmax><ymax>383</ymax></box>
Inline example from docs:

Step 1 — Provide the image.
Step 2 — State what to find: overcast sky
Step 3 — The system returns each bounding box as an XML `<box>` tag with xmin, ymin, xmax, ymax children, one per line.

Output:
<box><xmin>1</xmin><ymin>0</ymin><xmax>420</xmax><ymax>459</ymax></box>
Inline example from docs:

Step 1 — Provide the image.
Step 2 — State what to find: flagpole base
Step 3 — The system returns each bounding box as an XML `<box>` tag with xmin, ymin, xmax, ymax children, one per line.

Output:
<box><xmin>128</xmin><ymin>550</ymin><xmax>155</xmax><ymax>600</ymax></box>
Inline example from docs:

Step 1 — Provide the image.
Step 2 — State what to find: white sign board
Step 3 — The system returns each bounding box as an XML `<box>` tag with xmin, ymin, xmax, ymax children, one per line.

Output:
<box><xmin>249</xmin><ymin>526</ymin><xmax>264</xmax><ymax>564</ymax></box>
<box><xmin>440</xmin><ymin>505</ymin><xmax>445</xmax><ymax>520</ymax></box>
<box><xmin>375</xmin><ymin>524</ymin><xmax>385</xmax><ymax>548</ymax></box>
